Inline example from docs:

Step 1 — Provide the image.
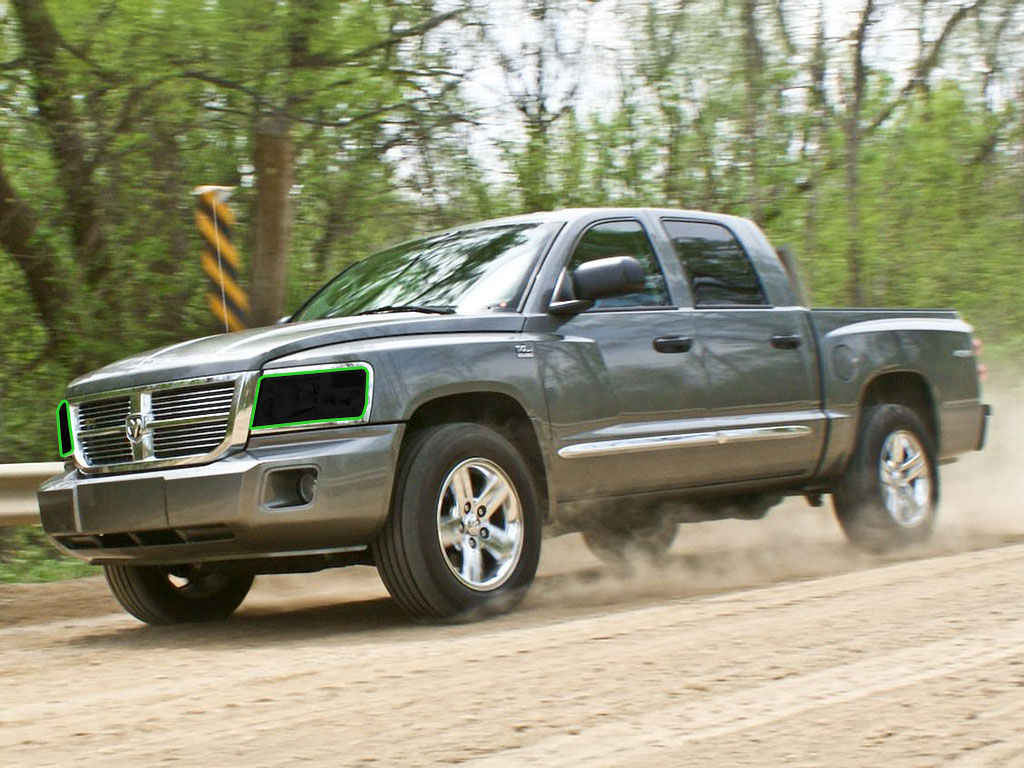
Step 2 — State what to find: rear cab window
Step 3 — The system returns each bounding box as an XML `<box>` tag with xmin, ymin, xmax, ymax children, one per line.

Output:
<box><xmin>661</xmin><ymin>220</ymin><xmax>768</xmax><ymax>308</ymax></box>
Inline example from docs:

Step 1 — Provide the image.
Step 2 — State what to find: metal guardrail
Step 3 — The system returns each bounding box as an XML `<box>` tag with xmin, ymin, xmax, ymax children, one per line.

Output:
<box><xmin>0</xmin><ymin>463</ymin><xmax>62</xmax><ymax>526</ymax></box>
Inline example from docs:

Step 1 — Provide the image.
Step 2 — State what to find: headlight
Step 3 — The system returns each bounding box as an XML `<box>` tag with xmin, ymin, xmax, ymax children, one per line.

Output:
<box><xmin>249</xmin><ymin>364</ymin><xmax>371</xmax><ymax>430</ymax></box>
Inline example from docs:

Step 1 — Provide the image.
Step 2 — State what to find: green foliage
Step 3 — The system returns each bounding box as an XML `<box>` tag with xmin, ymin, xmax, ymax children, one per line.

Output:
<box><xmin>0</xmin><ymin>0</ymin><xmax>458</xmax><ymax>462</ymax></box>
<box><xmin>0</xmin><ymin>0</ymin><xmax>1021</xmax><ymax>475</ymax></box>
<box><xmin>0</xmin><ymin>527</ymin><xmax>96</xmax><ymax>583</ymax></box>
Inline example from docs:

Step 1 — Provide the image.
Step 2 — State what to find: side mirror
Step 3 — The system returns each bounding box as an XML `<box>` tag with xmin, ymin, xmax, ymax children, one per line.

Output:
<box><xmin>573</xmin><ymin>256</ymin><xmax>646</xmax><ymax>300</ymax></box>
<box><xmin>548</xmin><ymin>256</ymin><xmax>646</xmax><ymax>315</ymax></box>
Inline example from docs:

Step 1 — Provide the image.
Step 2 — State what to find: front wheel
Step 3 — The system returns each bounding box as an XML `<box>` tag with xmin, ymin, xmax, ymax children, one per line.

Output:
<box><xmin>372</xmin><ymin>423</ymin><xmax>542</xmax><ymax>621</ymax></box>
<box><xmin>832</xmin><ymin>404</ymin><xmax>939</xmax><ymax>553</ymax></box>
<box><xmin>104</xmin><ymin>564</ymin><xmax>253</xmax><ymax>625</ymax></box>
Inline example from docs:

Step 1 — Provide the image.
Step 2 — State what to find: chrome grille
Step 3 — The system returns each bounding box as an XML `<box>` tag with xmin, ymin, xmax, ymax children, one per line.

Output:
<box><xmin>72</xmin><ymin>374</ymin><xmax>248</xmax><ymax>473</ymax></box>
<box><xmin>81</xmin><ymin>426</ymin><xmax>134</xmax><ymax>465</ymax></box>
<box><xmin>151</xmin><ymin>383</ymin><xmax>235</xmax><ymax>421</ymax></box>
<box><xmin>153</xmin><ymin>420</ymin><xmax>230</xmax><ymax>459</ymax></box>
<box><xmin>79</xmin><ymin>397</ymin><xmax>133</xmax><ymax>463</ymax></box>
<box><xmin>78</xmin><ymin>397</ymin><xmax>131</xmax><ymax>431</ymax></box>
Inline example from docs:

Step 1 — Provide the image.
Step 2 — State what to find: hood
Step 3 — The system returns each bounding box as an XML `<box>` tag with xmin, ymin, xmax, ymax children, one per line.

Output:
<box><xmin>68</xmin><ymin>313</ymin><xmax>525</xmax><ymax>397</ymax></box>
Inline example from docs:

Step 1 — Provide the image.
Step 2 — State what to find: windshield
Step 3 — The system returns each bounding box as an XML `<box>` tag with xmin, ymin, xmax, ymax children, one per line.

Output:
<box><xmin>292</xmin><ymin>222</ymin><xmax>560</xmax><ymax>321</ymax></box>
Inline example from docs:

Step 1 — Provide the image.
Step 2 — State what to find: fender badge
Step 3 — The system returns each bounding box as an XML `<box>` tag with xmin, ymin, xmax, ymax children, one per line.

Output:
<box><xmin>514</xmin><ymin>343</ymin><xmax>535</xmax><ymax>359</ymax></box>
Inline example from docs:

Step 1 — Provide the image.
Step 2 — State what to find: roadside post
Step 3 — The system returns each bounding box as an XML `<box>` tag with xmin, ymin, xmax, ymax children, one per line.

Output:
<box><xmin>194</xmin><ymin>185</ymin><xmax>249</xmax><ymax>332</ymax></box>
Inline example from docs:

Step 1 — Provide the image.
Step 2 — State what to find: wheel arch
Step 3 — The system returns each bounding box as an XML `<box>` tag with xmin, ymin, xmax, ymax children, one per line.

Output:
<box><xmin>402</xmin><ymin>392</ymin><xmax>551</xmax><ymax>520</ymax></box>
<box><xmin>857</xmin><ymin>370</ymin><xmax>938</xmax><ymax>446</ymax></box>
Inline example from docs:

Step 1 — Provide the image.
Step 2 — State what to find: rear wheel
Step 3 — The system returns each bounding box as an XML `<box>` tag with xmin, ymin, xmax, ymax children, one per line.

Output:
<box><xmin>372</xmin><ymin>423</ymin><xmax>542</xmax><ymax>621</ymax></box>
<box><xmin>832</xmin><ymin>404</ymin><xmax>938</xmax><ymax>553</ymax></box>
<box><xmin>104</xmin><ymin>564</ymin><xmax>253</xmax><ymax>625</ymax></box>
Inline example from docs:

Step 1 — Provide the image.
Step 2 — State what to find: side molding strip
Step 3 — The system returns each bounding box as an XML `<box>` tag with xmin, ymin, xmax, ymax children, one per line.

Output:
<box><xmin>557</xmin><ymin>425</ymin><xmax>812</xmax><ymax>460</ymax></box>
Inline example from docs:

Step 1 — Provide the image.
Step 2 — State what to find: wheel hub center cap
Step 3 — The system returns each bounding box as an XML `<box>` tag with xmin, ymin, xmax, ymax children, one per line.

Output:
<box><xmin>464</xmin><ymin>515</ymin><xmax>481</xmax><ymax>536</ymax></box>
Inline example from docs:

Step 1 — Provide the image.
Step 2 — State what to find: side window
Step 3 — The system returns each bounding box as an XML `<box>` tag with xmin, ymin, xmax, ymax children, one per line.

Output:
<box><xmin>566</xmin><ymin>220</ymin><xmax>670</xmax><ymax>308</ymax></box>
<box><xmin>662</xmin><ymin>220</ymin><xmax>768</xmax><ymax>307</ymax></box>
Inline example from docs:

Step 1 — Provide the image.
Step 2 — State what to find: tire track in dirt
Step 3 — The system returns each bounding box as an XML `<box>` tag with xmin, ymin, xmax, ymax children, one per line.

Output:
<box><xmin>462</xmin><ymin>616</ymin><xmax>1024</xmax><ymax>766</ymax></box>
<box><xmin>3</xmin><ymin>543</ymin><xmax>1024</xmax><ymax>767</ymax></box>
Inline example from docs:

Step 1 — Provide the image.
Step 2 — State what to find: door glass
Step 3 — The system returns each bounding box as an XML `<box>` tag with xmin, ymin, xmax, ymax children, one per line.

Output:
<box><xmin>567</xmin><ymin>221</ymin><xmax>670</xmax><ymax>308</ymax></box>
<box><xmin>662</xmin><ymin>220</ymin><xmax>768</xmax><ymax>307</ymax></box>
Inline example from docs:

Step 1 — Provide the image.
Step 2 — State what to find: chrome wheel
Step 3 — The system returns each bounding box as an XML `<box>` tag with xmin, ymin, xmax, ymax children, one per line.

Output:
<box><xmin>436</xmin><ymin>457</ymin><xmax>524</xmax><ymax>592</ymax></box>
<box><xmin>878</xmin><ymin>429</ymin><xmax>932</xmax><ymax>528</ymax></box>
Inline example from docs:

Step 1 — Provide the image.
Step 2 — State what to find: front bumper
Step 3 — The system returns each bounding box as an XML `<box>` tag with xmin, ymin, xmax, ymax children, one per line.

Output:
<box><xmin>37</xmin><ymin>424</ymin><xmax>403</xmax><ymax>565</ymax></box>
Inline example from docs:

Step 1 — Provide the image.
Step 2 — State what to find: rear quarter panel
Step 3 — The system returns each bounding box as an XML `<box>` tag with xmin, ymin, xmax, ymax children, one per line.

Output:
<box><xmin>811</xmin><ymin>310</ymin><xmax>982</xmax><ymax>475</ymax></box>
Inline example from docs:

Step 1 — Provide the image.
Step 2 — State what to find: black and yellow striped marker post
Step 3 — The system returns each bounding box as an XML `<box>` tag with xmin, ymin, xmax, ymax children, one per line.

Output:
<box><xmin>194</xmin><ymin>185</ymin><xmax>249</xmax><ymax>332</ymax></box>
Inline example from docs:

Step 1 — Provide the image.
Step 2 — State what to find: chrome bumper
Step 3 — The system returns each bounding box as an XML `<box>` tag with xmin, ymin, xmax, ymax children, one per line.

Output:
<box><xmin>37</xmin><ymin>424</ymin><xmax>403</xmax><ymax>565</ymax></box>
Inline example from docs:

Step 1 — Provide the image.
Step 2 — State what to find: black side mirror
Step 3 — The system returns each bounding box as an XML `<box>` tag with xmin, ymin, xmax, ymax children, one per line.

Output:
<box><xmin>548</xmin><ymin>256</ymin><xmax>646</xmax><ymax>315</ymax></box>
<box><xmin>573</xmin><ymin>256</ymin><xmax>645</xmax><ymax>300</ymax></box>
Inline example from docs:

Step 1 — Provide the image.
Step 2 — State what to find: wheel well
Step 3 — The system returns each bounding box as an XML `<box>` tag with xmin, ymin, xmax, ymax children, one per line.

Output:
<box><xmin>859</xmin><ymin>372</ymin><xmax>937</xmax><ymax>443</ymax></box>
<box><xmin>404</xmin><ymin>393</ymin><xmax>549</xmax><ymax>517</ymax></box>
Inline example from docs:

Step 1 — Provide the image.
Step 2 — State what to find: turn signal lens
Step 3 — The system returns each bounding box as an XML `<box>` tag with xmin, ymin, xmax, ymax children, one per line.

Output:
<box><xmin>56</xmin><ymin>400</ymin><xmax>74</xmax><ymax>458</ymax></box>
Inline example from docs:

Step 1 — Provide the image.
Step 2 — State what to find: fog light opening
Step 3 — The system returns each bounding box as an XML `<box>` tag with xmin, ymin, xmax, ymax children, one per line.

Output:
<box><xmin>262</xmin><ymin>467</ymin><xmax>320</xmax><ymax>509</ymax></box>
<box><xmin>297</xmin><ymin>470</ymin><xmax>317</xmax><ymax>505</ymax></box>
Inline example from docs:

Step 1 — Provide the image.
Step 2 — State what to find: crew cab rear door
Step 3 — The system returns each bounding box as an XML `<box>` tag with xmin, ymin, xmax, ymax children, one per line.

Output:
<box><xmin>659</xmin><ymin>217</ymin><xmax>825</xmax><ymax>480</ymax></box>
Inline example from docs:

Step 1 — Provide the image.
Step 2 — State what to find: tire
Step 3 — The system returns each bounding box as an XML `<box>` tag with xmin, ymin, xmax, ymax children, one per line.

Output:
<box><xmin>582</xmin><ymin>516</ymin><xmax>677</xmax><ymax>567</ymax></box>
<box><xmin>832</xmin><ymin>404</ymin><xmax>939</xmax><ymax>553</ymax></box>
<box><xmin>372</xmin><ymin>422</ymin><xmax>543</xmax><ymax>622</ymax></box>
<box><xmin>104</xmin><ymin>564</ymin><xmax>254</xmax><ymax>625</ymax></box>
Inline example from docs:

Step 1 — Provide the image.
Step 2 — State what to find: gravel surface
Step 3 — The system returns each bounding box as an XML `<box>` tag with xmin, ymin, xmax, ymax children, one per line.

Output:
<box><xmin>2</xmin><ymin>395</ymin><xmax>1021</xmax><ymax>767</ymax></box>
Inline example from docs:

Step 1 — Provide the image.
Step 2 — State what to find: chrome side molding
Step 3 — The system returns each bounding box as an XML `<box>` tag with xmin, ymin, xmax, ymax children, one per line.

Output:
<box><xmin>557</xmin><ymin>425</ymin><xmax>812</xmax><ymax>460</ymax></box>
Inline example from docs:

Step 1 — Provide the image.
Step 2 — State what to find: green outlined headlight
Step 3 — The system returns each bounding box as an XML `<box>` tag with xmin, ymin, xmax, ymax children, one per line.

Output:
<box><xmin>56</xmin><ymin>400</ymin><xmax>74</xmax><ymax>457</ymax></box>
<box><xmin>250</xmin><ymin>365</ymin><xmax>370</xmax><ymax>430</ymax></box>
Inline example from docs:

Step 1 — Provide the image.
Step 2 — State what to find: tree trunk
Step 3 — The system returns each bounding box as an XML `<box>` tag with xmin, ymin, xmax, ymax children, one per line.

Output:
<box><xmin>149</xmin><ymin>127</ymin><xmax>194</xmax><ymax>335</ymax></box>
<box><xmin>845</xmin><ymin>0</ymin><xmax>875</xmax><ymax>307</ymax></box>
<box><xmin>845</xmin><ymin>126</ymin><xmax>863</xmax><ymax>305</ymax></box>
<box><xmin>741</xmin><ymin>0</ymin><xmax>764</xmax><ymax>224</ymax></box>
<box><xmin>1019</xmin><ymin>73</ymin><xmax>1024</xmax><ymax>241</ymax></box>
<box><xmin>803</xmin><ymin>12</ymin><xmax>828</xmax><ymax>261</ymax></box>
<box><xmin>0</xmin><ymin>156</ymin><xmax>69</xmax><ymax>349</ymax></box>
<box><xmin>250</xmin><ymin>115</ymin><xmax>294</xmax><ymax>326</ymax></box>
<box><xmin>12</xmin><ymin>0</ymin><xmax>110</xmax><ymax>309</ymax></box>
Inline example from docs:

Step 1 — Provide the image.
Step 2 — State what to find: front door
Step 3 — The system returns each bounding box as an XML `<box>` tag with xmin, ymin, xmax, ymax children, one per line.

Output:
<box><xmin>532</xmin><ymin>219</ymin><xmax>706</xmax><ymax>500</ymax></box>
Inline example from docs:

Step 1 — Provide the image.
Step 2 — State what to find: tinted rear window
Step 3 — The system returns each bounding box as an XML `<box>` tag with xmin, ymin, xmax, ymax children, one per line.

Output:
<box><xmin>662</xmin><ymin>220</ymin><xmax>767</xmax><ymax>307</ymax></box>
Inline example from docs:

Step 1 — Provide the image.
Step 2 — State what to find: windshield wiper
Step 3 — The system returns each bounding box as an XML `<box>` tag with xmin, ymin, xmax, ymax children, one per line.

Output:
<box><xmin>355</xmin><ymin>304</ymin><xmax>455</xmax><ymax>316</ymax></box>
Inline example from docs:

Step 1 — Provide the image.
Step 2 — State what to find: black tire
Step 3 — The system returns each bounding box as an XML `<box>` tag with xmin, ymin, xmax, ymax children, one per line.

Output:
<box><xmin>582</xmin><ymin>516</ymin><xmax>677</xmax><ymax>567</ymax></box>
<box><xmin>104</xmin><ymin>564</ymin><xmax>254</xmax><ymax>625</ymax></box>
<box><xmin>372</xmin><ymin>422</ymin><xmax>542</xmax><ymax>622</ymax></box>
<box><xmin>832</xmin><ymin>404</ymin><xmax>939</xmax><ymax>553</ymax></box>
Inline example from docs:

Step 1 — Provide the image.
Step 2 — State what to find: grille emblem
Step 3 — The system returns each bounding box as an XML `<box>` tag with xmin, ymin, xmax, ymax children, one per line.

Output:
<box><xmin>125</xmin><ymin>413</ymin><xmax>147</xmax><ymax>445</ymax></box>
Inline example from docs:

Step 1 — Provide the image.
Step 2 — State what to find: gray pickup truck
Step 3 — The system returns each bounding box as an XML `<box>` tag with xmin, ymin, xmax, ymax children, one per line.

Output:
<box><xmin>39</xmin><ymin>208</ymin><xmax>989</xmax><ymax>624</ymax></box>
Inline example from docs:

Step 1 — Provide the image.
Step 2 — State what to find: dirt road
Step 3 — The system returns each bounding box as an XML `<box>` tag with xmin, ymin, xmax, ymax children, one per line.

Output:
<box><xmin>2</xmin><ymin>400</ymin><xmax>1023</xmax><ymax>766</ymax></box>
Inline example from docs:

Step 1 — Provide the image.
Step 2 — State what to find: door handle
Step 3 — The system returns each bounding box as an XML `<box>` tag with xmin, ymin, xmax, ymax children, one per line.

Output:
<box><xmin>771</xmin><ymin>334</ymin><xmax>803</xmax><ymax>350</ymax></box>
<box><xmin>653</xmin><ymin>336</ymin><xmax>693</xmax><ymax>353</ymax></box>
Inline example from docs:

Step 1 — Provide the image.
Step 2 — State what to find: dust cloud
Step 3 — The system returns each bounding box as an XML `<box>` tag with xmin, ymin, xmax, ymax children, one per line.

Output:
<box><xmin>524</xmin><ymin>382</ymin><xmax>1023</xmax><ymax>614</ymax></box>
